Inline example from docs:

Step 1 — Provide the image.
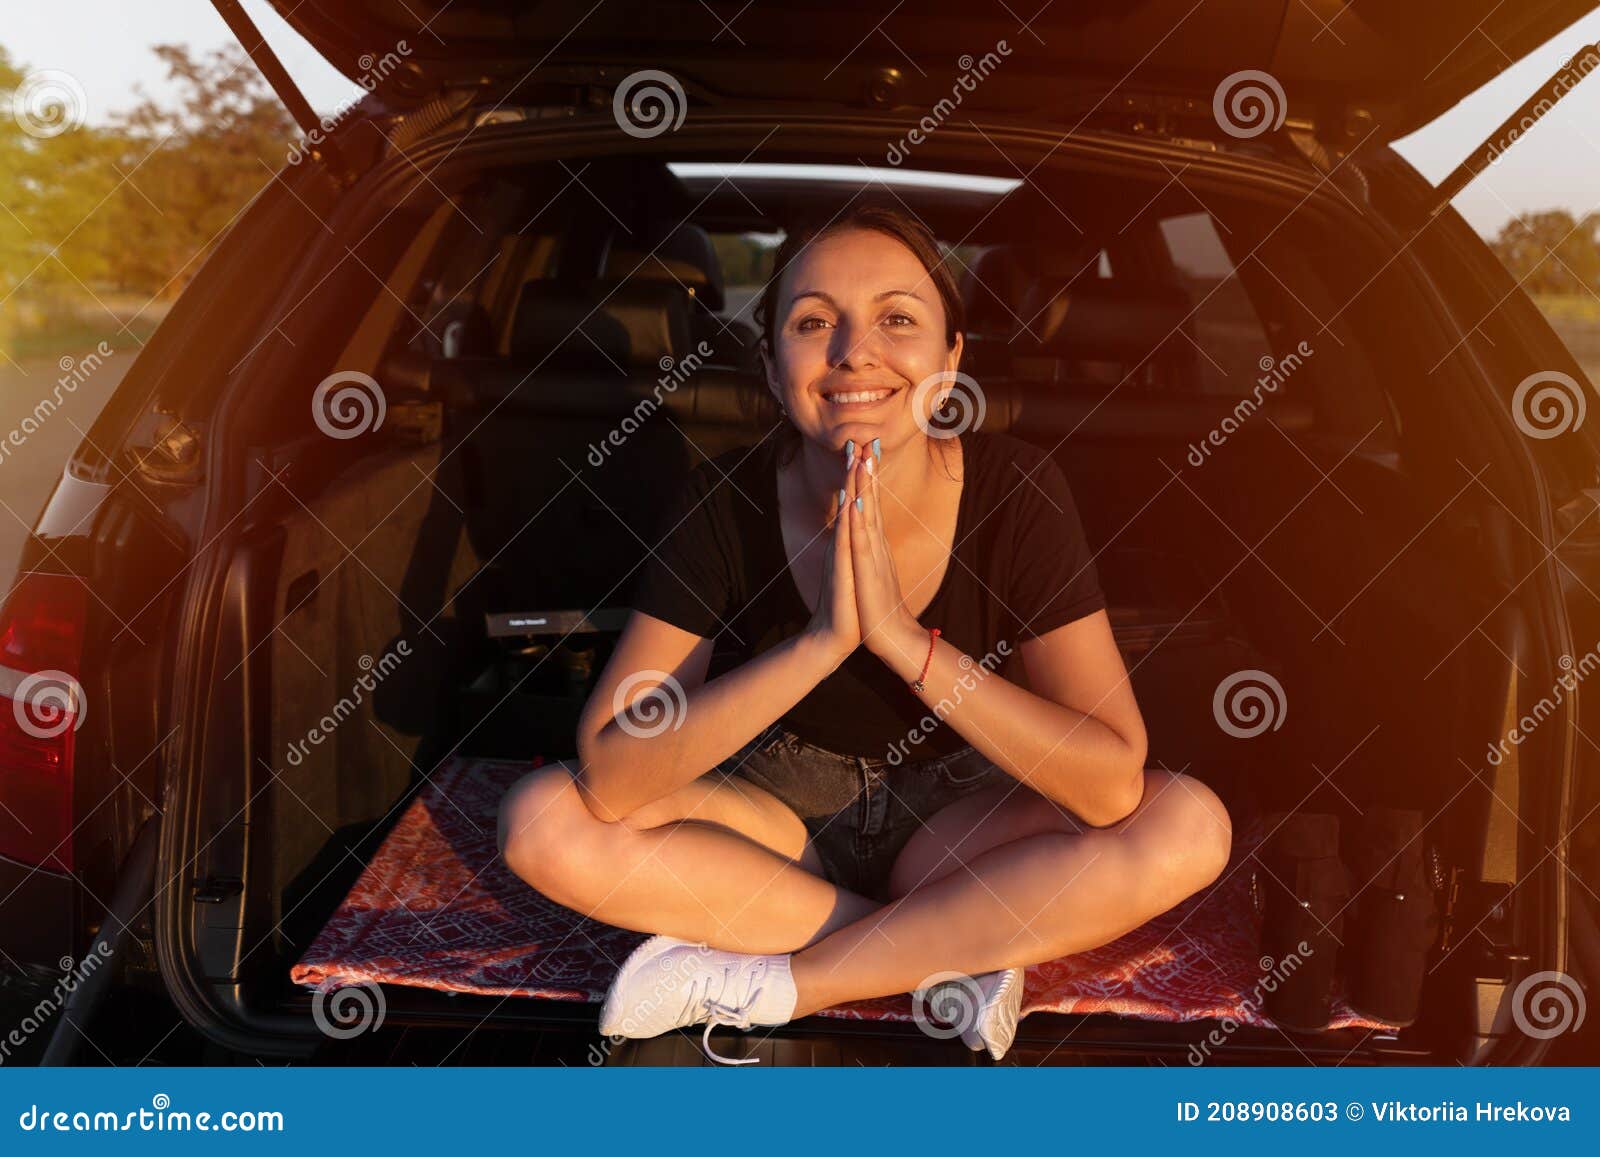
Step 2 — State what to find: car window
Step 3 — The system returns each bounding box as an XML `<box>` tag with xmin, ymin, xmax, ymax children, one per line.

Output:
<box><xmin>1158</xmin><ymin>212</ymin><xmax>1272</xmax><ymax>399</ymax></box>
<box><xmin>709</xmin><ymin>231</ymin><xmax>781</xmax><ymax>328</ymax></box>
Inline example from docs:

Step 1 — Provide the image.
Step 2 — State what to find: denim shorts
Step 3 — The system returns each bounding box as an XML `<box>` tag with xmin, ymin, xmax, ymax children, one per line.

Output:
<box><xmin>715</xmin><ymin>721</ymin><xmax>1014</xmax><ymax>903</ymax></box>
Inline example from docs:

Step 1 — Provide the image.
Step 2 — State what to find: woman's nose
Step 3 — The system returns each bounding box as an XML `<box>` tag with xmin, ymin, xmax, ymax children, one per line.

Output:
<box><xmin>829</xmin><ymin>317</ymin><xmax>884</xmax><ymax>370</ymax></box>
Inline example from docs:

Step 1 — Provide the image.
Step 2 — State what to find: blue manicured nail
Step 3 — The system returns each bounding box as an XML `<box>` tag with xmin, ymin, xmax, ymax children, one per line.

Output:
<box><xmin>837</xmin><ymin>488</ymin><xmax>846</xmax><ymax>508</ymax></box>
<box><xmin>871</xmin><ymin>437</ymin><xmax>881</xmax><ymax>461</ymax></box>
<box><xmin>855</xmin><ymin>496</ymin><xmax>863</xmax><ymax>511</ymax></box>
<box><xmin>844</xmin><ymin>439</ymin><xmax>855</xmax><ymax>469</ymax></box>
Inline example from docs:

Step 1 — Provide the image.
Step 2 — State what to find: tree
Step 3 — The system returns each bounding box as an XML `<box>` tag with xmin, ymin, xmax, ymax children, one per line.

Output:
<box><xmin>1</xmin><ymin>46</ymin><xmax>129</xmax><ymax>351</ymax></box>
<box><xmin>1489</xmin><ymin>209</ymin><xmax>1600</xmax><ymax>297</ymax></box>
<box><xmin>87</xmin><ymin>43</ymin><xmax>297</xmax><ymax>298</ymax></box>
<box><xmin>1</xmin><ymin>42</ymin><xmax>295</xmax><ymax>358</ymax></box>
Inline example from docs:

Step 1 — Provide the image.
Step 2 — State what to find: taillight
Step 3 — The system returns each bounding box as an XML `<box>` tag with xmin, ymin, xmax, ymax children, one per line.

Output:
<box><xmin>0</xmin><ymin>572</ymin><xmax>89</xmax><ymax>873</ymax></box>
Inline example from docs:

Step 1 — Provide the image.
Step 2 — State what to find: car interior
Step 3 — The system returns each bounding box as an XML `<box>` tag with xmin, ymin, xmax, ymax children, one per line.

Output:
<box><xmin>188</xmin><ymin>148</ymin><xmax>1549</xmax><ymax>1063</ymax></box>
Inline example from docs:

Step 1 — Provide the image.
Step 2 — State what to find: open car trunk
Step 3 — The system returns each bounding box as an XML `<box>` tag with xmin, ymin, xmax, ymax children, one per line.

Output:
<box><xmin>160</xmin><ymin>114</ymin><xmax>1574</xmax><ymax>1065</ymax></box>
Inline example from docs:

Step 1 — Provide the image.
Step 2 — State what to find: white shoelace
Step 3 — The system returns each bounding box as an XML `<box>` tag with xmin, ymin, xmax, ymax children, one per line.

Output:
<box><xmin>683</xmin><ymin>960</ymin><xmax>770</xmax><ymax>1066</ymax></box>
<box><xmin>700</xmin><ymin>992</ymin><xmax>764</xmax><ymax>1065</ymax></box>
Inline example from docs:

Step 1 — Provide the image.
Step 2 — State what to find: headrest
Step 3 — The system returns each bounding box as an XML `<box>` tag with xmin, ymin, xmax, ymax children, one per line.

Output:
<box><xmin>604</xmin><ymin>223</ymin><xmax>726</xmax><ymax>312</ymax></box>
<box><xmin>438</xmin><ymin>303</ymin><xmax>494</xmax><ymax>359</ymax></box>
<box><xmin>1016</xmin><ymin>277</ymin><xmax>1191</xmax><ymax>360</ymax></box>
<box><xmin>960</xmin><ymin>244</ymin><xmax>1028</xmax><ymax>334</ymax></box>
<box><xmin>511</xmin><ymin>278</ymin><xmax>691</xmax><ymax>370</ymax></box>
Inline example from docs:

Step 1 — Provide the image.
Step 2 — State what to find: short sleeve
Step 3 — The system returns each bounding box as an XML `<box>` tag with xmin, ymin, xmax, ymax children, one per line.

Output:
<box><xmin>627</xmin><ymin>466</ymin><xmax>734</xmax><ymax>638</ymax></box>
<box><xmin>1007</xmin><ymin>453</ymin><xmax>1107</xmax><ymax>640</ymax></box>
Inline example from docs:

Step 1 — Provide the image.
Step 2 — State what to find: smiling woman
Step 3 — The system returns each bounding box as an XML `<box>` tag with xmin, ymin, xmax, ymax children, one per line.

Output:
<box><xmin>752</xmin><ymin>203</ymin><xmax>967</xmax><ymax>456</ymax></box>
<box><xmin>496</xmin><ymin>201</ymin><xmax>1233</xmax><ymax>1064</ymax></box>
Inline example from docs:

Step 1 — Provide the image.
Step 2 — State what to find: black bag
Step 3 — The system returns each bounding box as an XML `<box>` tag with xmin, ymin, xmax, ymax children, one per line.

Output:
<box><xmin>1257</xmin><ymin>811</ymin><xmax>1351</xmax><ymax>1032</ymax></box>
<box><xmin>1341</xmin><ymin>807</ymin><xmax>1440</xmax><ymax>1026</ymax></box>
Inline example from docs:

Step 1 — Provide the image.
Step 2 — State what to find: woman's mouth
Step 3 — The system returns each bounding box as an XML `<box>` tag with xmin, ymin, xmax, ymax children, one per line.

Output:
<box><xmin>821</xmin><ymin>386</ymin><xmax>899</xmax><ymax>409</ymax></box>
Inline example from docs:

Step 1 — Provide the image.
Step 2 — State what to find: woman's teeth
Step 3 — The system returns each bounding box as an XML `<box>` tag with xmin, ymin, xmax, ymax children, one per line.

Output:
<box><xmin>826</xmin><ymin>389</ymin><xmax>894</xmax><ymax>404</ymax></box>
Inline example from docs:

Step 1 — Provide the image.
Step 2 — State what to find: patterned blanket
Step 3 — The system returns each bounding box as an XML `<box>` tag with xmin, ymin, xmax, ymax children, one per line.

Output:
<box><xmin>290</xmin><ymin>756</ymin><xmax>1391</xmax><ymax>1033</ymax></box>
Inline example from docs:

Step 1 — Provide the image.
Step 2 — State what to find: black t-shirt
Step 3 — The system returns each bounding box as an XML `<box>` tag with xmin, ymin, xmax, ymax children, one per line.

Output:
<box><xmin>627</xmin><ymin>428</ymin><xmax>1107</xmax><ymax>758</ymax></box>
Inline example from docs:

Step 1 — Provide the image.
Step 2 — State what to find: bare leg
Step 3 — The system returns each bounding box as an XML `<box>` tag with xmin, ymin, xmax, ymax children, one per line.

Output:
<box><xmin>498</xmin><ymin>760</ymin><xmax>880</xmax><ymax>954</ymax></box>
<box><xmin>787</xmin><ymin>770</ymin><xmax>1232</xmax><ymax>1017</ymax></box>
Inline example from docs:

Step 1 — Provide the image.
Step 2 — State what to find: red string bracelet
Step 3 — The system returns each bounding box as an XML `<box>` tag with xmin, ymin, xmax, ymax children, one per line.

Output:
<box><xmin>909</xmin><ymin>627</ymin><xmax>941</xmax><ymax>693</ymax></box>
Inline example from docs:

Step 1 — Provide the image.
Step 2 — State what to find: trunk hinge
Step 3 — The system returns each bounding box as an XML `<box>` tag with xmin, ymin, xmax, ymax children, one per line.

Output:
<box><xmin>210</xmin><ymin>0</ymin><xmax>349</xmax><ymax>179</ymax></box>
<box><xmin>1431</xmin><ymin>39</ymin><xmax>1600</xmax><ymax>216</ymax></box>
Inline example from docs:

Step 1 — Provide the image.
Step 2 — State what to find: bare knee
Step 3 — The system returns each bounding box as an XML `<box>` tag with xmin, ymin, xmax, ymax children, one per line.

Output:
<box><xmin>1128</xmin><ymin>770</ymin><xmax>1232</xmax><ymax>899</ymax></box>
<box><xmin>497</xmin><ymin>761</ymin><xmax>616</xmax><ymax>905</ymax></box>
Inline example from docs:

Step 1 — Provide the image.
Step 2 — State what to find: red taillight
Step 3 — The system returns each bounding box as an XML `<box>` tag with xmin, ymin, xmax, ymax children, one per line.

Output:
<box><xmin>0</xmin><ymin>572</ymin><xmax>88</xmax><ymax>873</ymax></box>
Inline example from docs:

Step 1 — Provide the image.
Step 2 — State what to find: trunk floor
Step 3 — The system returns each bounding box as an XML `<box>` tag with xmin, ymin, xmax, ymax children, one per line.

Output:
<box><xmin>290</xmin><ymin>756</ymin><xmax>1392</xmax><ymax>1032</ymax></box>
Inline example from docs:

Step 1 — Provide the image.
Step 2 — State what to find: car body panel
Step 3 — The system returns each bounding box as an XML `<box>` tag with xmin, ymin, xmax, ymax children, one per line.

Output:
<box><xmin>266</xmin><ymin>0</ymin><xmax>1598</xmax><ymax>142</ymax></box>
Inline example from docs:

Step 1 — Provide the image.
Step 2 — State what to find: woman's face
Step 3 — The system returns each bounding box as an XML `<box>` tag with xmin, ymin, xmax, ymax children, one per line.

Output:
<box><xmin>762</xmin><ymin>226</ymin><xmax>963</xmax><ymax>455</ymax></box>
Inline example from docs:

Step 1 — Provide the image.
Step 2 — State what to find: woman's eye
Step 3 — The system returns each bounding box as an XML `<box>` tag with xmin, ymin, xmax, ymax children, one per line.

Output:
<box><xmin>885</xmin><ymin>312</ymin><xmax>915</xmax><ymax>327</ymax></box>
<box><xmin>796</xmin><ymin>316</ymin><xmax>831</xmax><ymax>332</ymax></box>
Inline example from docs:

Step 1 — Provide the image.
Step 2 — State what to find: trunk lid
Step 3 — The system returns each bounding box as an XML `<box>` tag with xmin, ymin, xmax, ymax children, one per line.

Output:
<box><xmin>263</xmin><ymin>0</ymin><xmax>1597</xmax><ymax>141</ymax></box>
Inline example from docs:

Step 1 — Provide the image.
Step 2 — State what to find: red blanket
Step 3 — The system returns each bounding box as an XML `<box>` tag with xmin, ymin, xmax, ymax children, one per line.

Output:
<box><xmin>291</xmin><ymin>756</ymin><xmax>1392</xmax><ymax>1033</ymax></box>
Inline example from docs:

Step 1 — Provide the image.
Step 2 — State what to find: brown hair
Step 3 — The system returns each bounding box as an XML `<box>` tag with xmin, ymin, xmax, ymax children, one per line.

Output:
<box><xmin>748</xmin><ymin>202</ymin><xmax>966</xmax><ymax>464</ymax></box>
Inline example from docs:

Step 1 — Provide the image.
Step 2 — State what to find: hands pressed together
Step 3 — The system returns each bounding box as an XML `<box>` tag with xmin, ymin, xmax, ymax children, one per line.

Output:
<box><xmin>805</xmin><ymin>437</ymin><xmax>931</xmax><ymax>675</ymax></box>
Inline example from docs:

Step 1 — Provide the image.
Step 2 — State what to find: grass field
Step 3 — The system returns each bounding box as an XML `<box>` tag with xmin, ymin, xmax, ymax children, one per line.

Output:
<box><xmin>1531</xmin><ymin>294</ymin><xmax>1600</xmax><ymax>383</ymax></box>
<box><xmin>1531</xmin><ymin>293</ymin><xmax>1600</xmax><ymax>325</ymax></box>
<box><xmin>1</xmin><ymin>294</ymin><xmax>168</xmax><ymax>367</ymax></box>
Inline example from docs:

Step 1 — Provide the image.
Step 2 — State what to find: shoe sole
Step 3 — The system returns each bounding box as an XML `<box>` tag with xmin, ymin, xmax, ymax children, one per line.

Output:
<box><xmin>934</xmin><ymin>967</ymin><xmax>1024</xmax><ymax>1059</ymax></box>
<box><xmin>597</xmin><ymin>933</ymin><xmax>679</xmax><ymax>1038</ymax></box>
<box><xmin>978</xmin><ymin>966</ymin><xmax>1024</xmax><ymax>1060</ymax></box>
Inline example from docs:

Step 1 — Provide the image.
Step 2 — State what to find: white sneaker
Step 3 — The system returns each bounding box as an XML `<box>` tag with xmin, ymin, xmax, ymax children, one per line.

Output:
<box><xmin>917</xmin><ymin>967</ymin><xmax>1025</xmax><ymax>1060</ymax></box>
<box><xmin>598</xmin><ymin>934</ymin><xmax>798</xmax><ymax>1065</ymax></box>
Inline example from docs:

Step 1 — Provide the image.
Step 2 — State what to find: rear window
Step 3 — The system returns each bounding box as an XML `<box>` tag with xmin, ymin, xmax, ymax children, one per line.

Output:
<box><xmin>709</xmin><ymin>231</ymin><xmax>781</xmax><ymax>327</ymax></box>
<box><xmin>1159</xmin><ymin>212</ymin><xmax>1272</xmax><ymax>399</ymax></box>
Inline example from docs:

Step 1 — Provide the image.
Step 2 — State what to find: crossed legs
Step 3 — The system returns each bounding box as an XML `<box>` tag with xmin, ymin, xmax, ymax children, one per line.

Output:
<box><xmin>498</xmin><ymin>760</ymin><xmax>1232</xmax><ymax>1016</ymax></box>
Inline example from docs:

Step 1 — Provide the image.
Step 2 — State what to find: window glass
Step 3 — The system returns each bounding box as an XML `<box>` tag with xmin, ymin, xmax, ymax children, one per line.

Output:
<box><xmin>1159</xmin><ymin>212</ymin><xmax>1271</xmax><ymax>398</ymax></box>
<box><xmin>709</xmin><ymin>232</ymin><xmax>782</xmax><ymax>327</ymax></box>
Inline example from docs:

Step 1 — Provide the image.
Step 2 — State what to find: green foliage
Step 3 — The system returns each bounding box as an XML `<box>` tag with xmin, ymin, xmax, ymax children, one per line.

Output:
<box><xmin>710</xmin><ymin>231</ymin><xmax>778</xmax><ymax>287</ymax></box>
<box><xmin>1488</xmin><ymin>209</ymin><xmax>1600</xmax><ymax>297</ymax></box>
<box><xmin>1</xmin><ymin>41</ymin><xmax>295</xmax><ymax>360</ymax></box>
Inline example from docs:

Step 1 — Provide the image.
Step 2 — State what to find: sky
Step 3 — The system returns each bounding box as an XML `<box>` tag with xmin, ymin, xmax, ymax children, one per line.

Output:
<box><xmin>4</xmin><ymin>2</ymin><xmax>1599</xmax><ymax>240</ymax></box>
